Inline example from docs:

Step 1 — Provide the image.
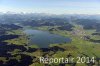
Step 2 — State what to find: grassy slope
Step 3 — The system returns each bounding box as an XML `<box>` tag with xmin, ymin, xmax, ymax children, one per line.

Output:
<box><xmin>1</xmin><ymin>26</ymin><xmax>99</xmax><ymax>66</ymax></box>
<box><xmin>29</xmin><ymin>25</ymin><xmax>100</xmax><ymax>66</ymax></box>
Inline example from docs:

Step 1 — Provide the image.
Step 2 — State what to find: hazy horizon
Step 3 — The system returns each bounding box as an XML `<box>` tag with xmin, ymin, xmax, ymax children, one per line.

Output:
<box><xmin>0</xmin><ymin>0</ymin><xmax>100</xmax><ymax>14</ymax></box>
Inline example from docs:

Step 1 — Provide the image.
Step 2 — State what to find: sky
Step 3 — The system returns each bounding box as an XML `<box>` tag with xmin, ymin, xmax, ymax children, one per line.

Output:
<box><xmin>0</xmin><ymin>0</ymin><xmax>100</xmax><ymax>14</ymax></box>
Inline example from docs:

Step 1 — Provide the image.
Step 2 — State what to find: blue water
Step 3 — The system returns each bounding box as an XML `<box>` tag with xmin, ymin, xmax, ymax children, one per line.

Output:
<box><xmin>24</xmin><ymin>29</ymin><xmax>71</xmax><ymax>48</ymax></box>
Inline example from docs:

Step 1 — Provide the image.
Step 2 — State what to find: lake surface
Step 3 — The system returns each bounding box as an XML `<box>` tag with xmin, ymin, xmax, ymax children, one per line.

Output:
<box><xmin>24</xmin><ymin>29</ymin><xmax>71</xmax><ymax>48</ymax></box>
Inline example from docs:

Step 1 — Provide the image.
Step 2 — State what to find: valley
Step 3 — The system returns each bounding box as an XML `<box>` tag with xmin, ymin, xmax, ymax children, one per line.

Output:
<box><xmin>0</xmin><ymin>13</ymin><xmax>100</xmax><ymax>66</ymax></box>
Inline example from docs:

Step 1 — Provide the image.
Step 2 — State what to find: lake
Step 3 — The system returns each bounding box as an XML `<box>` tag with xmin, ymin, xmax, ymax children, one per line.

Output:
<box><xmin>24</xmin><ymin>29</ymin><xmax>71</xmax><ymax>48</ymax></box>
